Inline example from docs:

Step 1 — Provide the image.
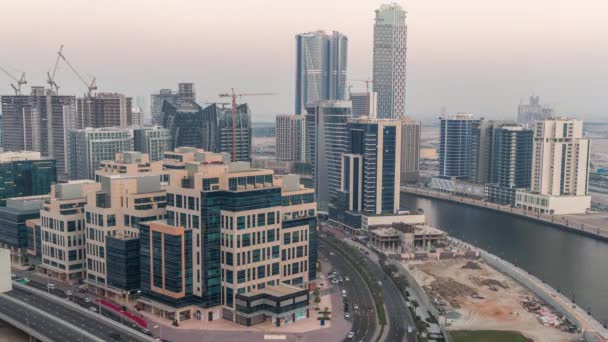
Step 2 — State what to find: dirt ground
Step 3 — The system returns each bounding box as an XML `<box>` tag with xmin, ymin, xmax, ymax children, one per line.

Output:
<box><xmin>406</xmin><ymin>258</ymin><xmax>574</xmax><ymax>342</ymax></box>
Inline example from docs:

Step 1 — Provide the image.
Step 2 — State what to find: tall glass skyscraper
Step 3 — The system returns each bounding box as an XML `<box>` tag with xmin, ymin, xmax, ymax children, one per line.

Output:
<box><xmin>373</xmin><ymin>3</ymin><xmax>407</xmax><ymax>119</ymax></box>
<box><xmin>438</xmin><ymin>114</ymin><xmax>478</xmax><ymax>178</ymax></box>
<box><xmin>295</xmin><ymin>31</ymin><xmax>348</xmax><ymax>114</ymax></box>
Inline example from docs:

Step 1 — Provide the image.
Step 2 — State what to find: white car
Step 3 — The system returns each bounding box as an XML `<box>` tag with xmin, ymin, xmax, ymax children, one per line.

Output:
<box><xmin>84</xmin><ymin>297</ymin><xmax>91</xmax><ymax>303</ymax></box>
<box><xmin>347</xmin><ymin>331</ymin><xmax>355</xmax><ymax>339</ymax></box>
<box><xmin>345</xmin><ymin>276</ymin><xmax>350</xmax><ymax>281</ymax></box>
<box><xmin>47</xmin><ymin>284</ymin><xmax>55</xmax><ymax>289</ymax></box>
<box><xmin>353</xmin><ymin>304</ymin><xmax>359</xmax><ymax>310</ymax></box>
<box><xmin>344</xmin><ymin>312</ymin><xmax>350</xmax><ymax>319</ymax></box>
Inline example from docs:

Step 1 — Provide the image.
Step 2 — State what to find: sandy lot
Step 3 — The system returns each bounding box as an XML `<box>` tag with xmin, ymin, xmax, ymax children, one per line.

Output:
<box><xmin>406</xmin><ymin>258</ymin><xmax>574</xmax><ymax>342</ymax></box>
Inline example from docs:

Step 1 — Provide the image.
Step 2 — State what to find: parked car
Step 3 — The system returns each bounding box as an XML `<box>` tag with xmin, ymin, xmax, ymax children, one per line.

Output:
<box><xmin>84</xmin><ymin>297</ymin><xmax>91</xmax><ymax>303</ymax></box>
<box><xmin>47</xmin><ymin>284</ymin><xmax>55</xmax><ymax>290</ymax></box>
<box><xmin>344</xmin><ymin>312</ymin><xmax>350</xmax><ymax>319</ymax></box>
<box><xmin>347</xmin><ymin>331</ymin><xmax>355</xmax><ymax>339</ymax></box>
<box><xmin>89</xmin><ymin>306</ymin><xmax>97</xmax><ymax>312</ymax></box>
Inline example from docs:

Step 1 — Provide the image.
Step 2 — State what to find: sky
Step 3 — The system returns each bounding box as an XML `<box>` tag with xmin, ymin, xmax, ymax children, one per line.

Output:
<box><xmin>1</xmin><ymin>0</ymin><xmax>607</xmax><ymax>122</ymax></box>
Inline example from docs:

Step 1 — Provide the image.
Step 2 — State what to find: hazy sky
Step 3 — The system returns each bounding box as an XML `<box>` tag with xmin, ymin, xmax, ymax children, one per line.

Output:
<box><xmin>1</xmin><ymin>0</ymin><xmax>607</xmax><ymax>122</ymax></box>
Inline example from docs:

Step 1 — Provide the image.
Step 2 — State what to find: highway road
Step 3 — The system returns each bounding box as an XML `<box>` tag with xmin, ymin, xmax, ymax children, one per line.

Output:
<box><xmin>4</xmin><ymin>286</ymin><xmax>152</xmax><ymax>342</ymax></box>
<box><xmin>319</xmin><ymin>241</ymin><xmax>376</xmax><ymax>342</ymax></box>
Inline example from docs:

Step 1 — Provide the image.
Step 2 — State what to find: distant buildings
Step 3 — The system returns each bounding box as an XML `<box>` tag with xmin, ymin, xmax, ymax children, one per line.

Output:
<box><xmin>276</xmin><ymin>115</ymin><xmax>305</xmax><ymax>162</ymax></box>
<box><xmin>217</xmin><ymin>104</ymin><xmax>252</xmax><ymax>162</ymax></box>
<box><xmin>133</xmin><ymin>126</ymin><xmax>172</xmax><ymax>161</ymax></box>
<box><xmin>350</xmin><ymin>92</ymin><xmax>377</xmax><ymax>118</ymax></box>
<box><xmin>305</xmin><ymin>100</ymin><xmax>352</xmax><ymax>211</ymax></box>
<box><xmin>0</xmin><ymin>151</ymin><xmax>57</xmax><ymax>205</ymax></box>
<box><xmin>68</xmin><ymin>127</ymin><xmax>134</xmax><ymax>180</ymax></box>
<box><xmin>150</xmin><ymin>83</ymin><xmax>196</xmax><ymax>125</ymax></box>
<box><xmin>373</xmin><ymin>3</ymin><xmax>408</xmax><ymax>119</ymax></box>
<box><xmin>160</xmin><ymin>99</ymin><xmax>205</xmax><ymax>149</ymax></box>
<box><xmin>400</xmin><ymin>118</ymin><xmax>420</xmax><ymax>183</ymax></box>
<box><xmin>517</xmin><ymin>96</ymin><xmax>554</xmax><ymax>125</ymax></box>
<box><xmin>438</xmin><ymin>114</ymin><xmax>478</xmax><ymax>178</ymax></box>
<box><xmin>515</xmin><ymin>118</ymin><xmax>590</xmax><ymax>214</ymax></box>
<box><xmin>1</xmin><ymin>89</ymin><xmax>76</xmax><ymax>180</ymax></box>
<box><xmin>76</xmin><ymin>93</ymin><xmax>134</xmax><ymax>129</ymax></box>
<box><xmin>295</xmin><ymin>31</ymin><xmax>348</xmax><ymax>114</ymax></box>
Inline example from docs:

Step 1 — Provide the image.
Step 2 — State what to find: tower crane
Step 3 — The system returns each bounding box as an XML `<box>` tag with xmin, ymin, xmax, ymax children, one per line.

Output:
<box><xmin>350</xmin><ymin>79</ymin><xmax>373</xmax><ymax>93</ymax></box>
<box><xmin>218</xmin><ymin>89</ymin><xmax>276</xmax><ymax>162</ymax></box>
<box><xmin>57</xmin><ymin>47</ymin><xmax>97</xmax><ymax>96</ymax></box>
<box><xmin>0</xmin><ymin>65</ymin><xmax>27</xmax><ymax>95</ymax></box>
<box><xmin>46</xmin><ymin>45</ymin><xmax>63</xmax><ymax>94</ymax></box>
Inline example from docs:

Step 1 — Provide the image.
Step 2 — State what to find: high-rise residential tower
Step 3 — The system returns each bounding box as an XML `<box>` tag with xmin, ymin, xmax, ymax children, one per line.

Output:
<box><xmin>276</xmin><ymin>115</ymin><xmax>305</xmax><ymax>162</ymax></box>
<box><xmin>517</xmin><ymin>96</ymin><xmax>554</xmax><ymax>125</ymax></box>
<box><xmin>373</xmin><ymin>3</ymin><xmax>407</xmax><ymax>119</ymax></box>
<box><xmin>151</xmin><ymin>83</ymin><xmax>196</xmax><ymax>124</ymax></box>
<box><xmin>515</xmin><ymin>118</ymin><xmax>590</xmax><ymax>214</ymax></box>
<box><xmin>217</xmin><ymin>104</ymin><xmax>252</xmax><ymax>162</ymax></box>
<box><xmin>76</xmin><ymin>93</ymin><xmax>134</xmax><ymax>129</ymax></box>
<box><xmin>400</xmin><ymin>117</ymin><xmax>420</xmax><ymax>183</ymax></box>
<box><xmin>350</xmin><ymin>92</ymin><xmax>377</xmax><ymax>118</ymax></box>
<box><xmin>295</xmin><ymin>31</ymin><xmax>348</xmax><ymax>114</ymax></box>
<box><xmin>68</xmin><ymin>127</ymin><xmax>134</xmax><ymax>180</ymax></box>
<box><xmin>438</xmin><ymin>114</ymin><xmax>478</xmax><ymax>178</ymax></box>
<box><xmin>133</xmin><ymin>126</ymin><xmax>172</xmax><ymax>161</ymax></box>
<box><xmin>305</xmin><ymin>100</ymin><xmax>352</xmax><ymax>211</ymax></box>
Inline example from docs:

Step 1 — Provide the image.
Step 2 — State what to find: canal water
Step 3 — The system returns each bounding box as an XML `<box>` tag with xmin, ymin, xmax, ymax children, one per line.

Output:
<box><xmin>401</xmin><ymin>193</ymin><xmax>608</xmax><ymax>324</ymax></box>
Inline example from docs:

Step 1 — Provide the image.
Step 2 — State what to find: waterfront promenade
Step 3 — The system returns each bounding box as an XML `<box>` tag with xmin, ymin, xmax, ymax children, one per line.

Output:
<box><xmin>401</xmin><ymin>186</ymin><xmax>608</xmax><ymax>241</ymax></box>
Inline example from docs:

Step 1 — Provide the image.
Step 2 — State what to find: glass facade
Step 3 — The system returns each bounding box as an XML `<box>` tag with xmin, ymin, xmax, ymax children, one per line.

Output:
<box><xmin>0</xmin><ymin>159</ymin><xmax>57</xmax><ymax>205</ymax></box>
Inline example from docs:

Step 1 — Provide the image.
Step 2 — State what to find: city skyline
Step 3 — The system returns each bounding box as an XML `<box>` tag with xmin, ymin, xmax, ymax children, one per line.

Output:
<box><xmin>1</xmin><ymin>0</ymin><xmax>606</xmax><ymax>122</ymax></box>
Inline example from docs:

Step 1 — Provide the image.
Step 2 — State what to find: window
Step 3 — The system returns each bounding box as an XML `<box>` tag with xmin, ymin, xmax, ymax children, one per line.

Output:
<box><xmin>225</xmin><ymin>252</ymin><xmax>233</xmax><ymax>266</ymax></box>
<box><xmin>237</xmin><ymin>216</ymin><xmax>246</xmax><ymax>230</ymax></box>
<box><xmin>257</xmin><ymin>265</ymin><xmax>265</xmax><ymax>279</ymax></box>
<box><xmin>267</xmin><ymin>229</ymin><xmax>275</xmax><ymax>242</ymax></box>
<box><xmin>257</xmin><ymin>213</ymin><xmax>265</xmax><ymax>227</ymax></box>
<box><xmin>283</xmin><ymin>233</ymin><xmax>291</xmax><ymax>244</ymax></box>
<box><xmin>267</xmin><ymin>212</ymin><xmax>275</xmax><ymax>225</ymax></box>
<box><xmin>272</xmin><ymin>246</ymin><xmax>279</xmax><ymax>258</ymax></box>
<box><xmin>107</xmin><ymin>214</ymin><xmax>116</xmax><ymax>227</ymax></box>
<box><xmin>237</xmin><ymin>270</ymin><xmax>246</xmax><ymax>284</ymax></box>
<box><xmin>252</xmin><ymin>249</ymin><xmax>260</xmax><ymax>262</ymax></box>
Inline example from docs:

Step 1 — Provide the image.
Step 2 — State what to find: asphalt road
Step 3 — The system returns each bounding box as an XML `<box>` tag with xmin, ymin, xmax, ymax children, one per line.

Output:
<box><xmin>0</xmin><ymin>294</ymin><xmax>97</xmax><ymax>342</ymax></box>
<box><xmin>5</xmin><ymin>287</ymin><xmax>151</xmax><ymax>342</ymax></box>
<box><xmin>319</xmin><ymin>241</ymin><xmax>376</xmax><ymax>342</ymax></box>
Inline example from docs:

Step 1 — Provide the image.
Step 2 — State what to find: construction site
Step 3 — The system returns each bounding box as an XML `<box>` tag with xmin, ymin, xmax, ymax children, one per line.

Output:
<box><xmin>405</xmin><ymin>256</ymin><xmax>578</xmax><ymax>341</ymax></box>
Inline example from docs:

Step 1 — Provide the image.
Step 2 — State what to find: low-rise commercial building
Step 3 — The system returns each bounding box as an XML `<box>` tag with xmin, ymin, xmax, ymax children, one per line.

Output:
<box><xmin>0</xmin><ymin>196</ymin><xmax>46</xmax><ymax>265</ymax></box>
<box><xmin>0</xmin><ymin>151</ymin><xmax>57</xmax><ymax>205</ymax></box>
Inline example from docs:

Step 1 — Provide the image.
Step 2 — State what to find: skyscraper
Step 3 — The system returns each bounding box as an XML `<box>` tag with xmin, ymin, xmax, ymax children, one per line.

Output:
<box><xmin>133</xmin><ymin>126</ymin><xmax>172</xmax><ymax>161</ymax></box>
<box><xmin>305</xmin><ymin>100</ymin><xmax>352</xmax><ymax>210</ymax></box>
<box><xmin>276</xmin><ymin>115</ymin><xmax>305</xmax><ymax>161</ymax></box>
<box><xmin>151</xmin><ymin>83</ymin><xmax>197</xmax><ymax>124</ymax></box>
<box><xmin>515</xmin><ymin>118</ymin><xmax>591</xmax><ymax>214</ymax></box>
<box><xmin>400</xmin><ymin>117</ymin><xmax>420</xmax><ymax>183</ymax></box>
<box><xmin>161</xmin><ymin>99</ymin><xmax>205</xmax><ymax>149</ymax></box>
<box><xmin>295</xmin><ymin>31</ymin><xmax>348</xmax><ymax>114</ymax></box>
<box><xmin>350</xmin><ymin>92</ymin><xmax>378</xmax><ymax>118</ymax></box>
<box><xmin>1</xmin><ymin>88</ymin><xmax>77</xmax><ymax>180</ymax></box>
<box><xmin>68</xmin><ymin>127</ymin><xmax>134</xmax><ymax>180</ymax></box>
<box><xmin>517</xmin><ymin>96</ymin><xmax>554</xmax><ymax>125</ymax></box>
<box><xmin>373</xmin><ymin>3</ymin><xmax>408</xmax><ymax>119</ymax></box>
<box><xmin>217</xmin><ymin>104</ymin><xmax>252</xmax><ymax>162</ymax></box>
<box><xmin>438</xmin><ymin>114</ymin><xmax>478</xmax><ymax>178</ymax></box>
<box><xmin>76</xmin><ymin>93</ymin><xmax>134</xmax><ymax>129</ymax></box>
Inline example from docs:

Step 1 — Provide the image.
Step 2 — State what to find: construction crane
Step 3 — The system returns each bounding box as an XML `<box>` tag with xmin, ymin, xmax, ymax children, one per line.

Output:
<box><xmin>46</xmin><ymin>45</ymin><xmax>63</xmax><ymax>94</ymax></box>
<box><xmin>0</xmin><ymin>65</ymin><xmax>27</xmax><ymax>95</ymax></box>
<box><xmin>350</xmin><ymin>79</ymin><xmax>373</xmax><ymax>92</ymax></box>
<box><xmin>57</xmin><ymin>47</ymin><xmax>97</xmax><ymax>96</ymax></box>
<box><xmin>218</xmin><ymin>89</ymin><xmax>276</xmax><ymax>162</ymax></box>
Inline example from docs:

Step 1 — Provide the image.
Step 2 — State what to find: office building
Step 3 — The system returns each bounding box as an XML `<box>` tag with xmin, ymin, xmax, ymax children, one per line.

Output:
<box><xmin>131</xmin><ymin>107</ymin><xmax>144</xmax><ymax>127</ymax></box>
<box><xmin>517</xmin><ymin>96</ymin><xmax>554</xmax><ymax>125</ymax></box>
<box><xmin>200</xmin><ymin>104</ymin><xmax>220</xmax><ymax>153</ymax></box>
<box><xmin>305</xmin><ymin>100</ymin><xmax>352</xmax><ymax>211</ymax></box>
<box><xmin>76</xmin><ymin>93</ymin><xmax>134</xmax><ymax>129</ymax></box>
<box><xmin>438</xmin><ymin>114</ymin><xmax>478</xmax><ymax>178</ymax></box>
<box><xmin>218</xmin><ymin>104</ymin><xmax>252</xmax><ymax>162</ymax></box>
<box><xmin>133</xmin><ymin>126</ymin><xmax>172</xmax><ymax>161</ymax></box>
<box><xmin>295</xmin><ymin>31</ymin><xmax>348</xmax><ymax>114</ymax></box>
<box><xmin>68</xmin><ymin>127</ymin><xmax>134</xmax><ymax>180</ymax></box>
<box><xmin>329</xmin><ymin>118</ymin><xmax>402</xmax><ymax>233</ymax></box>
<box><xmin>95</xmin><ymin>151</ymin><xmax>163</xmax><ymax>181</ymax></box>
<box><xmin>0</xmin><ymin>151</ymin><xmax>57</xmax><ymax>205</ymax></box>
<box><xmin>373</xmin><ymin>3</ymin><xmax>408</xmax><ymax>119</ymax></box>
<box><xmin>151</xmin><ymin>83</ymin><xmax>197</xmax><ymax>124</ymax></box>
<box><xmin>137</xmin><ymin>150</ymin><xmax>315</xmax><ymax>326</ymax></box>
<box><xmin>276</xmin><ymin>115</ymin><xmax>305</xmax><ymax>162</ymax></box>
<box><xmin>161</xmin><ymin>99</ymin><xmax>205</xmax><ymax>150</ymax></box>
<box><xmin>85</xmin><ymin>174</ymin><xmax>166</xmax><ymax>299</ymax></box>
<box><xmin>484</xmin><ymin>125</ymin><xmax>533</xmax><ymax>205</ymax></box>
<box><xmin>515</xmin><ymin>118</ymin><xmax>591</xmax><ymax>214</ymax></box>
<box><xmin>1</xmin><ymin>89</ymin><xmax>77</xmax><ymax>180</ymax></box>
<box><xmin>401</xmin><ymin>118</ymin><xmax>420</xmax><ymax>183</ymax></box>
<box><xmin>0</xmin><ymin>196</ymin><xmax>45</xmax><ymax>265</ymax></box>
<box><xmin>36</xmin><ymin>181</ymin><xmax>100</xmax><ymax>281</ymax></box>
<box><xmin>350</xmin><ymin>92</ymin><xmax>377</xmax><ymax>118</ymax></box>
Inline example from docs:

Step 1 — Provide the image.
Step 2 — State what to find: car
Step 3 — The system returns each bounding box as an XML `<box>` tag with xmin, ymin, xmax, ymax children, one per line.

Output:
<box><xmin>331</xmin><ymin>279</ymin><xmax>338</xmax><ymax>284</ymax></box>
<box><xmin>347</xmin><ymin>331</ymin><xmax>355</xmax><ymax>339</ymax></box>
<box><xmin>66</xmin><ymin>290</ymin><xmax>73</xmax><ymax>296</ymax></box>
<box><xmin>407</xmin><ymin>325</ymin><xmax>413</xmax><ymax>333</ymax></box>
<box><xmin>47</xmin><ymin>284</ymin><xmax>55</xmax><ymax>289</ymax></box>
<box><xmin>329</xmin><ymin>252</ymin><xmax>335</xmax><ymax>256</ymax></box>
<box><xmin>344</xmin><ymin>312</ymin><xmax>350</xmax><ymax>319</ymax></box>
<box><xmin>353</xmin><ymin>304</ymin><xmax>359</xmax><ymax>310</ymax></box>
<box><xmin>345</xmin><ymin>276</ymin><xmax>350</xmax><ymax>281</ymax></box>
<box><xmin>89</xmin><ymin>306</ymin><xmax>97</xmax><ymax>312</ymax></box>
<box><xmin>84</xmin><ymin>297</ymin><xmax>91</xmax><ymax>303</ymax></box>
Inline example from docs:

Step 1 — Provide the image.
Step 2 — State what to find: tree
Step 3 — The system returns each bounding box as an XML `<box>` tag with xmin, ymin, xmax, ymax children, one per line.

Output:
<box><xmin>313</xmin><ymin>289</ymin><xmax>321</xmax><ymax>310</ymax></box>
